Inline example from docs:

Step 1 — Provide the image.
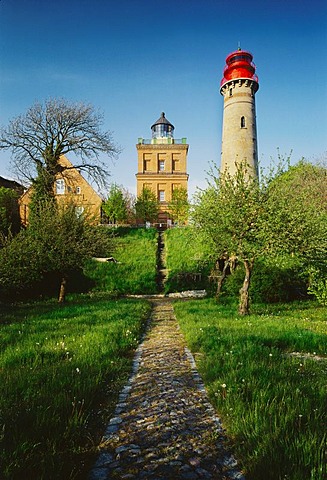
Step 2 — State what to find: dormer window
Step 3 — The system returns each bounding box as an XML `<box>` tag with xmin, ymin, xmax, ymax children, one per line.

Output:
<box><xmin>55</xmin><ymin>179</ymin><xmax>65</xmax><ymax>195</ymax></box>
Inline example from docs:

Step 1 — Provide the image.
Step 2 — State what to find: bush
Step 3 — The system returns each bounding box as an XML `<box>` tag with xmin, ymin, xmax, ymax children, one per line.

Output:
<box><xmin>308</xmin><ymin>269</ymin><xmax>327</xmax><ymax>306</ymax></box>
<box><xmin>220</xmin><ymin>255</ymin><xmax>308</xmax><ymax>303</ymax></box>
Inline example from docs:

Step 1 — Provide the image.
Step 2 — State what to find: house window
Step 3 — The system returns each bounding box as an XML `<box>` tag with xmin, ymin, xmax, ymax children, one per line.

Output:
<box><xmin>76</xmin><ymin>186</ymin><xmax>81</xmax><ymax>194</ymax></box>
<box><xmin>55</xmin><ymin>179</ymin><xmax>65</xmax><ymax>195</ymax></box>
<box><xmin>159</xmin><ymin>190</ymin><xmax>165</xmax><ymax>202</ymax></box>
<box><xmin>75</xmin><ymin>206</ymin><xmax>84</xmax><ymax>217</ymax></box>
<box><xmin>159</xmin><ymin>160</ymin><xmax>165</xmax><ymax>171</ymax></box>
<box><xmin>241</xmin><ymin>116</ymin><xmax>246</xmax><ymax>128</ymax></box>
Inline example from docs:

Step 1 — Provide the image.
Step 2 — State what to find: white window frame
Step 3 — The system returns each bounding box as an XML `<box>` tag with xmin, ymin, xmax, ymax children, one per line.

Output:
<box><xmin>159</xmin><ymin>190</ymin><xmax>165</xmax><ymax>202</ymax></box>
<box><xmin>55</xmin><ymin>179</ymin><xmax>65</xmax><ymax>195</ymax></box>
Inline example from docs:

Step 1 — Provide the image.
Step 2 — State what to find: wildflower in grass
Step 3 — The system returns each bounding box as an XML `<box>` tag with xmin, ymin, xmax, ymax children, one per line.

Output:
<box><xmin>76</xmin><ymin>368</ymin><xmax>81</xmax><ymax>374</ymax></box>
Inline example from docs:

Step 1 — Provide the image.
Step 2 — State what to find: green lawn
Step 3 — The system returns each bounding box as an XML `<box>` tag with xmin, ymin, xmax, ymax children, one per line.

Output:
<box><xmin>174</xmin><ymin>298</ymin><xmax>327</xmax><ymax>480</ymax></box>
<box><xmin>0</xmin><ymin>295</ymin><xmax>151</xmax><ymax>479</ymax></box>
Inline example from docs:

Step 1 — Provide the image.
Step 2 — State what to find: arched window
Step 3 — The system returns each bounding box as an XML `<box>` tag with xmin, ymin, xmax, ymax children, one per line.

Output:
<box><xmin>241</xmin><ymin>116</ymin><xmax>246</xmax><ymax>128</ymax></box>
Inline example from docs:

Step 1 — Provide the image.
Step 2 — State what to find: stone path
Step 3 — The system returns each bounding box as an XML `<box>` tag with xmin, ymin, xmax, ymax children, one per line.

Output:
<box><xmin>89</xmin><ymin>299</ymin><xmax>245</xmax><ymax>480</ymax></box>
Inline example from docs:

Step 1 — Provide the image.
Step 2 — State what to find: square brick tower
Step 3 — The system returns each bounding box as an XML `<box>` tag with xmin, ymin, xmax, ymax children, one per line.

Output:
<box><xmin>136</xmin><ymin>112</ymin><xmax>189</xmax><ymax>225</ymax></box>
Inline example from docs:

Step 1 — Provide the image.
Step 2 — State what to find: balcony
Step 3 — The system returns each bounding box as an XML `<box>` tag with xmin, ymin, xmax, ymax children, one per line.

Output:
<box><xmin>138</xmin><ymin>138</ymin><xmax>187</xmax><ymax>145</ymax></box>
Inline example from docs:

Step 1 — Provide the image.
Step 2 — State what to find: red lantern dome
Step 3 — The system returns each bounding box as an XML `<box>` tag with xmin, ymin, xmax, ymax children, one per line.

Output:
<box><xmin>220</xmin><ymin>49</ymin><xmax>259</xmax><ymax>88</ymax></box>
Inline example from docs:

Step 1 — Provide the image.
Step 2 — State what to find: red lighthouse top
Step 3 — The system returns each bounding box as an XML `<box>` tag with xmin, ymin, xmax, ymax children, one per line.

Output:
<box><xmin>220</xmin><ymin>49</ymin><xmax>259</xmax><ymax>88</ymax></box>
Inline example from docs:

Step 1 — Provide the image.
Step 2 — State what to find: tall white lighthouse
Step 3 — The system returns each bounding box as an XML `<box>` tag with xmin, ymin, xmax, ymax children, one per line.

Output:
<box><xmin>220</xmin><ymin>49</ymin><xmax>259</xmax><ymax>178</ymax></box>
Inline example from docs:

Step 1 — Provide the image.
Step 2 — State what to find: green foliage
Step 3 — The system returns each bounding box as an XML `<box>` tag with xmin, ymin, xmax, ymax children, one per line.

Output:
<box><xmin>0</xmin><ymin>295</ymin><xmax>150</xmax><ymax>479</ymax></box>
<box><xmin>193</xmin><ymin>158</ymin><xmax>327</xmax><ymax>314</ymax></box>
<box><xmin>0</xmin><ymin>187</ymin><xmax>20</xmax><ymax>235</ymax></box>
<box><xmin>0</xmin><ymin>202</ymin><xmax>112</xmax><ymax>300</ymax></box>
<box><xmin>164</xmin><ymin>226</ymin><xmax>211</xmax><ymax>293</ymax></box>
<box><xmin>102</xmin><ymin>183</ymin><xmax>129</xmax><ymax>224</ymax></box>
<box><xmin>84</xmin><ymin>227</ymin><xmax>158</xmax><ymax>294</ymax></box>
<box><xmin>167</xmin><ymin>187</ymin><xmax>189</xmax><ymax>225</ymax></box>
<box><xmin>222</xmin><ymin>255</ymin><xmax>308</xmax><ymax>303</ymax></box>
<box><xmin>262</xmin><ymin>160</ymin><xmax>327</xmax><ymax>265</ymax></box>
<box><xmin>308</xmin><ymin>269</ymin><xmax>327</xmax><ymax>306</ymax></box>
<box><xmin>174</xmin><ymin>298</ymin><xmax>327</xmax><ymax>480</ymax></box>
<box><xmin>0</xmin><ymin>230</ymin><xmax>43</xmax><ymax>293</ymax></box>
<box><xmin>134</xmin><ymin>187</ymin><xmax>159</xmax><ymax>224</ymax></box>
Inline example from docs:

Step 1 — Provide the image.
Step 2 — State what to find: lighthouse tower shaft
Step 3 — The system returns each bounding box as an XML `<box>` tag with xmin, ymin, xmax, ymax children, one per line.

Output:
<box><xmin>220</xmin><ymin>50</ymin><xmax>259</xmax><ymax>178</ymax></box>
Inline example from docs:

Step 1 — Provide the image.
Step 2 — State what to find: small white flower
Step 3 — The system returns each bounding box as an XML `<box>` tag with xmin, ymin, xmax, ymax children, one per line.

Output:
<box><xmin>76</xmin><ymin>368</ymin><xmax>80</xmax><ymax>374</ymax></box>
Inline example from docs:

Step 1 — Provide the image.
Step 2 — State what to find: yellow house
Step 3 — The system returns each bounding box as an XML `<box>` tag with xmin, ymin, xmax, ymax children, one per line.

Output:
<box><xmin>136</xmin><ymin>112</ymin><xmax>189</xmax><ymax>224</ymax></box>
<box><xmin>19</xmin><ymin>155</ymin><xmax>103</xmax><ymax>225</ymax></box>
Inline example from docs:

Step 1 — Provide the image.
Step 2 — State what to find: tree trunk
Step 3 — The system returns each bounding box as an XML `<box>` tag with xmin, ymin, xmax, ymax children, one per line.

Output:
<box><xmin>238</xmin><ymin>260</ymin><xmax>253</xmax><ymax>315</ymax></box>
<box><xmin>58</xmin><ymin>275</ymin><xmax>67</xmax><ymax>303</ymax></box>
<box><xmin>216</xmin><ymin>258</ymin><xmax>230</xmax><ymax>300</ymax></box>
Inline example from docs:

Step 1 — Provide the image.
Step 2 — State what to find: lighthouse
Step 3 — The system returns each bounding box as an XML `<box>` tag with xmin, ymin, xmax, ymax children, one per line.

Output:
<box><xmin>136</xmin><ymin>113</ymin><xmax>189</xmax><ymax>225</ymax></box>
<box><xmin>220</xmin><ymin>49</ymin><xmax>259</xmax><ymax>178</ymax></box>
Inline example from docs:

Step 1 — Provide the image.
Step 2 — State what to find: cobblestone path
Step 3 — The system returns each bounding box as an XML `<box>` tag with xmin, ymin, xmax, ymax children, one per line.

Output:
<box><xmin>89</xmin><ymin>299</ymin><xmax>244</xmax><ymax>480</ymax></box>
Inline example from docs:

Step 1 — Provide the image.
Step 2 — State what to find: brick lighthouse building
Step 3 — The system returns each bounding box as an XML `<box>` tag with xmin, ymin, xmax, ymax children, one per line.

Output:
<box><xmin>136</xmin><ymin>113</ymin><xmax>189</xmax><ymax>225</ymax></box>
<box><xmin>220</xmin><ymin>49</ymin><xmax>259</xmax><ymax>178</ymax></box>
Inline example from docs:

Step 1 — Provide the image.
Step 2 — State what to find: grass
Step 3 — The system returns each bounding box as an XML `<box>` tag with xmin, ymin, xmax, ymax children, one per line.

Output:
<box><xmin>173</xmin><ymin>298</ymin><xmax>327</xmax><ymax>480</ymax></box>
<box><xmin>164</xmin><ymin>227</ymin><xmax>211</xmax><ymax>293</ymax></box>
<box><xmin>0</xmin><ymin>294</ymin><xmax>151</xmax><ymax>479</ymax></box>
<box><xmin>84</xmin><ymin>227</ymin><xmax>158</xmax><ymax>295</ymax></box>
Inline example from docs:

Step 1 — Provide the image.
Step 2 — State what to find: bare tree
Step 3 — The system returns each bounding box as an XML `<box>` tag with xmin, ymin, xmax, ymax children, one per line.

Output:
<box><xmin>0</xmin><ymin>98</ymin><xmax>119</xmax><ymax>196</ymax></box>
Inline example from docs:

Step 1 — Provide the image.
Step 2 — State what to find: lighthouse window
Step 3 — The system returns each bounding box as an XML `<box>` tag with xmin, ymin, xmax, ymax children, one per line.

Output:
<box><xmin>241</xmin><ymin>116</ymin><xmax>246</xmax><ymax>128</ymax></box>
<box><xmin>229</xmin><ymin>88</ymin><xmax>233</xmax><ymax>97</ymax></box>
<box><xmin>229</xmin><ymin>54</ymin><xmax>251</xmax><ymax>64</ymax></box>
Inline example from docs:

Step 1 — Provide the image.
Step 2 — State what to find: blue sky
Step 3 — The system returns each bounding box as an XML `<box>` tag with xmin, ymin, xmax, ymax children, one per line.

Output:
<box><xmin>0</xmin><ymin>0</ymin><xmax>326</xmax><ymax>196</ymax></box>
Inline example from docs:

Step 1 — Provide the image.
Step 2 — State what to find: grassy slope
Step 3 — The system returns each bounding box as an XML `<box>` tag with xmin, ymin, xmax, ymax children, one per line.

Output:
<box><xmin>0</xmin><ymin>295</ymin><xmax>151</xmax><ymax>479</ymax></box>
<box><xmin>84</xmin><ymin>227</ymin><xmax>158</xmax><ymax>295</ymax></box>
<box><xmin>174</xmin><ymin>298</ymin><xmax>327</xmax><ymax>480</ymax></box>
<box><xmin>164</xmin><ymin>227</ymin><xmax>211</xmax><ymax>293</ymax></box>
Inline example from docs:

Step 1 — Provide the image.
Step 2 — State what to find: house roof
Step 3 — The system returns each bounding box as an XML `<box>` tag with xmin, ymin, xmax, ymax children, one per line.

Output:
<box><xmin>0</xmin><ymin>176</ymin><xmax>24</xmax><ymax>193</ymax></box>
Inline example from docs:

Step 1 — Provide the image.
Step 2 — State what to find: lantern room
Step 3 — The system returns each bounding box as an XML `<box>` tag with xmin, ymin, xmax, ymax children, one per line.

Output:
<box><xmin>151</xmin><ymin>112</ymin><xmax>175</xmax><ymax>139</ymax></box>
<box><xmin>220</xmin><ymin>49</ymin><xmax>259</xmax><ymax>88</ymax></box>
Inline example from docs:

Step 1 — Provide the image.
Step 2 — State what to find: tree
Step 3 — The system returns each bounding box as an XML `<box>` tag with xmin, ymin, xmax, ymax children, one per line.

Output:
<box><xmin>168</xmin><ymin>187</ymin><xmax>189</xmax><ymax>225</ymax></box>
<box><xmin>0</xmin><ymin>201</ymin><xmax>112</xmax><ymax>302</ymax></box>
<box><xmin>102</xmin><ymin>184</ymin><xmax>129</xmax><ymax>225</ymax></box>
<box><xmin>193</xmin><ymin>161</ymin><xmax>265</xmax><ymax>314</ymax></box>
<box><xmin>193</xmin><ymin>158</ymin><xmax>327</xmax><ymax>314</ymax></box>
<box><xmin>263</xmin><ymin>159</ymin><xmax>327</xmax><ymax>304</ymax></box>
<box><xmin>0</xmin><ymin>98</ymin><xmax>119</xmax><ymax>205</ymax></box>
<box><xmin>134</xmin><ymin>187</ymin><xmax>159</xmax><ymax>224</ymax></box>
